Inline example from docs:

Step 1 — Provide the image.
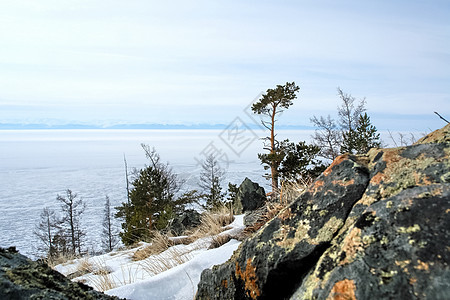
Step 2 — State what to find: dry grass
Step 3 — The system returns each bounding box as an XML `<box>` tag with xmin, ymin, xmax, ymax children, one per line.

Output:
<box><xmin>242</xmin><ymin>180</ymin><xmax>310</xmax><ymax>236</ymax></box>
<box><xmin>66</xmin><ymin>256</ymin><xmax>94</xmax><ymax>279</ymax></box>
<box><xmin>140</xmin><ymin>247</ymin><xmax>193</xmax><ymax>276</ymax></box>
<box><xmin>188</xmin><ymin>205</ymin><xmax>234</xmax><ymax>240</ymax></box>
<box><xmin>76</xmin><ymin>256</ymin><xmax>94</xmax><ymax>273</ymax></box>
<box><xmin>132</xmin><ymin>231</ymin><xmax>175</xmax><ymax>261</ymax></box>
<box><xmin>243</xmin><ymin>200</ymin><xmax>295</xmax><ymax>235</ymax></box>
<box><xmin>89</xmin><ymin>273</ymin><xmax>117</xmax><ymax>292</ymax></box>
<box><xmin>209</xmin><ymin>234</ymin><xmax>232</xmax><ymax>249</ymax></box>
<box><xmin>279</xmin><ymin>180</ymin><xmax>310</xmax><ymax>205</ymax></box>
<box><xmin>87</xmin><ymin>260</ymin><xmax>116</xmax><ymax>292</ymax></box>
<box><xmin>45</xmin><ymin>252</ymin><xmax>77</xmax><ymax>268</ymax></box>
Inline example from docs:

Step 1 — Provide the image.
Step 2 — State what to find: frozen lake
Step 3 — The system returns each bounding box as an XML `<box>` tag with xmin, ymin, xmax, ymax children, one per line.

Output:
<box><xmin>0</xmin><ymin>129</ymin><xmax>314</xmax><ymax>258</ymax></box>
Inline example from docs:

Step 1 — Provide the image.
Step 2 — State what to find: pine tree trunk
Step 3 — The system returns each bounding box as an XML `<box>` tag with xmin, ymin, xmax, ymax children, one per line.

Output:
<box><xmin>270</xmin><ymin>107</ymin><xmax>278</xmax><ymax>193</ymax></box>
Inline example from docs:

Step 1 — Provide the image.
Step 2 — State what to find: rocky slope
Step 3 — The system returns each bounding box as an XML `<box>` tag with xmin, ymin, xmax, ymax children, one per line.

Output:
<box><xmin>196</xmin><ymin>124</ymin><xmax>450</xmax><ymax>300</ymax></box>
<box><xmin>0</xmin><ymin>247</ymin><xmax>121</xmax><ymax>299</ymax></box>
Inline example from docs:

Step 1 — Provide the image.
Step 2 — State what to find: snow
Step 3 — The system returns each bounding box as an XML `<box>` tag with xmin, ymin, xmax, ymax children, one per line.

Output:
<box><xmin>55</xmin><ymin>214</ymin><xmax>245</xmax><ymax>300</ymax></box>
<box><xmin>107</xmin><ymin>240</ymin><xmax>240</xmax><ymax>300</ymax></box>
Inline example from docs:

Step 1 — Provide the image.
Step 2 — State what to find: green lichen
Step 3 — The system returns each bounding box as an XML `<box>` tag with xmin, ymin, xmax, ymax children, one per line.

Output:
<box><xmin>397</xmin><ymin>224</ymin><xmax>421</xmax><ymax>234</ymax></box>
<box><xmin>312</xmin><ymin>217</ymin><xmax>343</xmax><ymax>244</ymax></box>
<box><xmin>319</xmin><ymin>210</ymin><xmax>329</xmax><ymax>217</ymax></box>
<box><xmin>379</xmin><ymin>269</ymin><xmax>398</xmax><ymax>285</ymax></box>
<box><xmin>362</xmin><ymin>235</ymin><xmax>377</xmax><ymax>245</ymax></box>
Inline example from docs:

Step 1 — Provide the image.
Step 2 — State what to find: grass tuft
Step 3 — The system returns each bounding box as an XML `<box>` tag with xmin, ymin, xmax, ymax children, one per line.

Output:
<box><xmin>140</xmin><ymin>247</ymin><xmax>193</xmax><ymax>276</ymax></box>
<box><xmin>209</xmin><ymin>234</ymin><xmax>232</xmax><ymax>249</ymax></box>
<box><xmin>132</xmin><ymin>231</ymin><xmax>175</xmax><ymax>261</ymax></box>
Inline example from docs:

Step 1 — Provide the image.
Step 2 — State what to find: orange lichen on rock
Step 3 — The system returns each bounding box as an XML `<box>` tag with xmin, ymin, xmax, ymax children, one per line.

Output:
<box><xmin>323</xmin><ymin>155</ymin><xmax>349</xmax><ymax>177</ymax></box>
<box><xmin>332</xmin><ymin>179</ymin><xmax>355</xmax><ymax>187</ymax></box>
<box><xmin>235</xmin><ymin>258</ymin><xmax>261</xmax><ymax>299</ymax></box>
<box><xmin>310</xmin><ymin>180</ymin><xmax>325</xmax><ymax>194</ymax></box>
<box><xmin>221</xmin><ymin>279</ymin><xmax>228</xmax><ymax>288</ymax></box>
<box><xmin>369</xmin><ymin>149</ymin><xmax>402</xmax><ymax>185</ymax></box>
<box><xmin>413</xmin><ymin>171</ymin><xmax>434</xmax><ymax>185</ymax></box>
<box><xmin>327</xmin><ymin>279</ymin><xmax>357</xmax><ymax>300</ymax></box>
<box><xmin>415</xmin><ymin>260</ymin><xmax>430</xmax><ymax>272</ymax></box>
<box><xmin>370</xmin><ymin>171</ymin><xmax>385</xmax><ymax>185</ymax></box>
<box><xmin>339</xmin><ymin>227</ymin><xmax>363</xmax><ymax>266</ymax></box>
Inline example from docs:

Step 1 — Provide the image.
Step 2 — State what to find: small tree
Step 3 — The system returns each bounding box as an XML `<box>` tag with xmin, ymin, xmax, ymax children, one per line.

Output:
<box><xmin>116</xmin><ymin>146</ymin><xmax>192</xmax><ymax>245</ymax></box>
<box><xmin>342</xmin><ymin>112</ymin><xmax>381</xmax><ymax>154</ymax></box>
<box><xmin>102</xmin><ymin>195</ymin><xmax>119</xmax><ymax>252</ymax></box>
<box><xmin>199</xmin><ymin>154</ymin><xmax>226</xmax><ymax>210</ymax></box>
<box><xmin>56</xmin><ymin>189</ymin><xmax>85</xmax><ymax>256</ymax></box>
<box><xmin>310</xmin><ymin>115</ymin><xmax>341</xmax><ymax>161</ymax></box>
<box><xmin>278</xmin><ymin>141</ymin><xmax>327</xmax><ymax>183</ymax></box>
<box><xmin>337</xmin><ymin>87</ymin><xmax>366</xmax><ymax>133</ymax></box>
<box><xmin>116</xmin><ymin>166</ymin><xmax>174</xmax><ymax>245</ymax></box>
<box><xmin>251</xmin><ymin>82</ymin><xmax>300</xmax><ymax>193</ymax></box>
<box><xmin>311</xmin><ymin>88</ymin><xmax>380</xmax><ymax>159</ymax></box>
<box><xmin>34</xmin><ymin>207</ymin><xmax>60</xmax><ymax>259</ymax></box>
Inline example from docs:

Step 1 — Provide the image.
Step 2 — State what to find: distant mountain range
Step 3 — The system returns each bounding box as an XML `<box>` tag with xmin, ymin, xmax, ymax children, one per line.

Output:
<box><xmin>0</xmin><ymin>123</ymin><xmax>314</xmax><ymax>130</ymax></box>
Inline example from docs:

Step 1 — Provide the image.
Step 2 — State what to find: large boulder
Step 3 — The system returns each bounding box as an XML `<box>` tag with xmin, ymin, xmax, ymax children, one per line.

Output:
<box><xmin>170</xmin><ymin>209</ymin><xmax>201</xmax><ymax>235</ymax></box>
<box><xmin>0</xmin><ymin>247</ymin><xmax>121</xmax><ymax>300</ymax></box>
<box><xmin>235</xmin><ymin>178</ymin><xmax>267</xmax><ymax>214</ymax></box>
<box><xmin>196</xmin><ymin>124</ymin><xmax>450</xmax><ymax>300</ymax></box>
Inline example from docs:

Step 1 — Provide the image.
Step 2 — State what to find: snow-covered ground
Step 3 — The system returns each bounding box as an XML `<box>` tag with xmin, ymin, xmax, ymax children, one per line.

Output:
<box><xmin>55</xmin><ymin>215</ymin><xmax>245</xmax><ymax>300</ymax></box>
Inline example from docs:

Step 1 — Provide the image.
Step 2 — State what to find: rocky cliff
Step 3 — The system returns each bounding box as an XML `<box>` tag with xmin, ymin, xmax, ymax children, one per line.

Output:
<box><xmin>0</xmin><ymin>247</ymin><xmax>121</xmax><ymax>300</ymax></box>
<box><xmin>196</xmin><ymin>124</ymin><xmax>450</xmax><ymax>300</ymax></box>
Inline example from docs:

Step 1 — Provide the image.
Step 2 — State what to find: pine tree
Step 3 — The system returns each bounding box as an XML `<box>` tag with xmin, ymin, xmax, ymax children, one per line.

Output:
<box><xmin>252</xmin><ymin>82</ymin><xmax>300</xmax><ymax>193</ymax></box>
<box><xmin>278</xmin><ymin>141</ymin><xmax>327</xmax><ymax>182</ymax></box>
<box><xmin>354</xmin><ymin>113</ymin><xmax>381</xmax><ymax>153</ymax></box>
<box><xmin>116</xmin><ymin>166</ymin><xmax>174</xmax><ymax>245</ymax></box>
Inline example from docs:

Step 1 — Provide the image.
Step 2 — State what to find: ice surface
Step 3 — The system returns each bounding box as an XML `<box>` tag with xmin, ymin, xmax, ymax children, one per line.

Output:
<box><xmin>0</xmin><ymin>129</ymin><xmax>293</xmax><ymax>258</ymax></box>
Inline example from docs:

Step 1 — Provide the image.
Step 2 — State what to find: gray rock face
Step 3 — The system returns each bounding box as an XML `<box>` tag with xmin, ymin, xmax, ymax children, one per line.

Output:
<box><xmin>243</xmin><ymin>206</ymin><xmax>268</xmax><ymax>227</ymax></box>
<box><xmin>236</xmin><ymin>178</ymin><xmax>267</xmax><ymax>213</ymax></box>
<box><xmin>196</xmin><ymin>124</ymin><xmax>450</xmax><ymax>300</ymax></box>
<box><xmin>0</xmin><ymin>247</ymin><xmax>121</xmax><ymax>300</ymax></box>
<box><xmin>171</xmin><ymin>209</ymin><xmax>201</xmax><ymax>235</ymax></box>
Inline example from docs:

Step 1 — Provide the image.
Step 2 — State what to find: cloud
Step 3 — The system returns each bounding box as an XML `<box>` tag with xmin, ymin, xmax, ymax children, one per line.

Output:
<box><xmin>0</xmin><ymin>1</ymin><xmax>449</xmax><ymax>131</ymax></box>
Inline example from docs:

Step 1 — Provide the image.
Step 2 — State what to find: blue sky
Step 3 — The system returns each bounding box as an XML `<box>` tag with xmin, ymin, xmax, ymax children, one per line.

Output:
<box><xmin>0</xmin><ymin>0</ymin><xmax>449</xmax><ymax>131</ymax></box>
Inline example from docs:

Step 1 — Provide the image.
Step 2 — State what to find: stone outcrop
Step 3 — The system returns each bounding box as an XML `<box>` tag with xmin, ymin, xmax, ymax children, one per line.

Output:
<box><xmin>235</xmin><ymin>177</ymin><xmax>267</xmax><ymax>214</ymax></box>
<box><xmin>0</xmin><ymin>247</ymin><xmax>121</xmax><ymax>300</ymax></box>
<box><xmin>171</xmin><ymin>209</ymin><xmax>201</xmax><ymax>235</ymax></box>
<box><xmin>196</xmin><ymin>124</ymin><xmax>450</xmax><ymax>300</ymax></box>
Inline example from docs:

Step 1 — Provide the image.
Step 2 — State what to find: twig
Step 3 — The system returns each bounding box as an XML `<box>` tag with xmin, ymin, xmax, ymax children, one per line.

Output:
<box><xmin>434</xmin><ymin>112</ymin><xmax>450</xmax><ymax>124</ymax></box>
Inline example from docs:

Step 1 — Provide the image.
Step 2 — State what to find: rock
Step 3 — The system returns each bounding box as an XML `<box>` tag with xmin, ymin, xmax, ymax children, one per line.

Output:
<box><xmin>243</xmin><ymin>206</ymin><xmax>268</xmax><ymax>227</ymax></box>
<box><xmin>0</xmin><ymin>247</ymin><xmax>121</xmax><ymax>300</ymax></box>
<box><xmin>235</xmin><ymin>178</ymin><xmax>267</xmax><ymax>213</ymax></box>
<box><xmin>196</xmin><ymin>124</ymin><xmax>450</xmax><ymax>300</ymax></box>
<box><xmin>171</xmin><ymin>209</ymin><xmax>201</xmax><ymax>235</ymax></box>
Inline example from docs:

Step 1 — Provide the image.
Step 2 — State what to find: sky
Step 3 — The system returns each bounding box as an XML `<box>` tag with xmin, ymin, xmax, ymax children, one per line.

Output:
<box><xmin>0</xmin><ymin>0</ymin><xmax>449</xmax><ymax>131</ymax></box>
